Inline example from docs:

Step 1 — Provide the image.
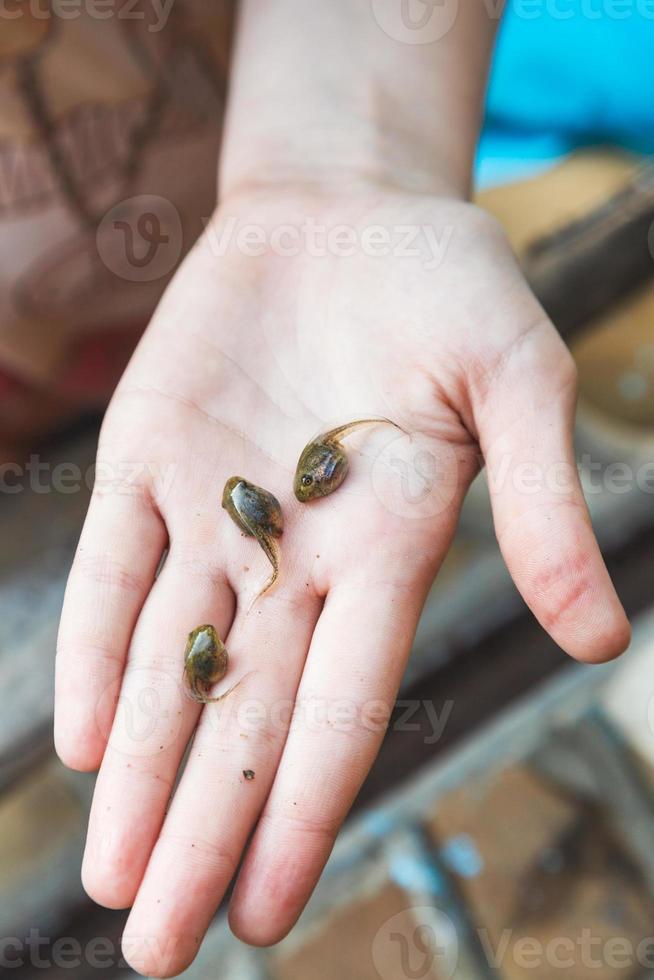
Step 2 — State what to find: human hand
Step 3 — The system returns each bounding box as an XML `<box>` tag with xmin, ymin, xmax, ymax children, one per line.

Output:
<box><xmin>55</xmin><ymin>187</ymin><xmax>630</xmax><ymax>976</ymax></box>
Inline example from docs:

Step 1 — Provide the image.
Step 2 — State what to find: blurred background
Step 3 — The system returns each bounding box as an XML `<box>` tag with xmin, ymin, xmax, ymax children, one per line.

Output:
<box><xmin>1</xmin><ymin>2</ymin><xmax>654</xmax><ymax>979</ymax></box>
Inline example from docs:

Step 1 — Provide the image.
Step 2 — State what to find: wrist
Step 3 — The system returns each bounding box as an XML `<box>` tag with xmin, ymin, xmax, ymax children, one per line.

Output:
<box><xmin>218</xmin><ymin>0</ymin><xmax>497</xmax><ymax>205</ymax></box>
<box><xmin>219</xmin><ymin>118</ymin><xmax>468</xmax><ymax>203</ymax></box>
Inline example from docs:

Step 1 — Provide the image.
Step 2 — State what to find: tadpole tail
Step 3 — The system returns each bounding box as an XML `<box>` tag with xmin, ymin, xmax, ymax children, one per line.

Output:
<box><xmin>320</xmin><ymin>417</ymin><xmax>405</xmax><ymax>445</ymax></box>
<box><xmin>251</xmin><ymin>530</ymin><xmax>280</xmax><ymax>607</ymax></box>
<box><xmin>186</xmin><ymin>679</ymin><xmax>216</xmax><ymax>704</ymax></box>
<box><xmin>184</xmin><ymin>668</ymin><xmax>229</xmax><ymax>704</ymax></box>
<box><xmin>203</xmin><ymin>671</ymin><xmax>254</xmax><ymax>703</ymax></box>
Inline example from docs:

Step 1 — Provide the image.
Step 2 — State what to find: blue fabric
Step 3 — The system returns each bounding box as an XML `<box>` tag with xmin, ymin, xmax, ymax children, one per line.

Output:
<box><xmin>476</xmin><ymin>1</ymin><xmax>654</xmax><ymax>185</ymax></box>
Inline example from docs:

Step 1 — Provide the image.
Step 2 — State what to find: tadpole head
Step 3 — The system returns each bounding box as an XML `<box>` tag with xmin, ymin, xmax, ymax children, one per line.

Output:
<box><xmin>294</xmin><ymin>441</ymin><xmax>349</xmax><ymax>501</ymax></box>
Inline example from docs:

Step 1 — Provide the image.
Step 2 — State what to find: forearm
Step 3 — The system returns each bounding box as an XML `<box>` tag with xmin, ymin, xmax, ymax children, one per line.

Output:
<box><xmin>220</xmin><ymin>0</ymin><xmax>500</xmax><ymax>201</ymax></box>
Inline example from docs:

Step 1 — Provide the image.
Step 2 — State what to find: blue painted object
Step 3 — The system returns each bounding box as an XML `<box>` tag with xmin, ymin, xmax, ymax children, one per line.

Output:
<box><xmin>477</xmin><ymin>1</ymin><xmax>654</xmax><ymax>185</ymax></box>
<box><xmin>440</xmin><ymin>834</ymin><xmax>485</xmax><ymax>878</ymax></box>
<box><xmin>389</xmin><ymin>852</ymin><xmax>447</xmax><ymax>895</ymax></box>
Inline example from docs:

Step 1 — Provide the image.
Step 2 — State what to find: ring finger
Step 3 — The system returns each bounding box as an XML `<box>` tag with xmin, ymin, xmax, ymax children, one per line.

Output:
<box><xmin>120</xmin><ymin>587</ymin><xmax>321</xmax><ymax>977</ymax></box>
<box><xmin>81</xmin><ymin>539</ymin><xmax>236</xmax><ymax>910</ymax></box>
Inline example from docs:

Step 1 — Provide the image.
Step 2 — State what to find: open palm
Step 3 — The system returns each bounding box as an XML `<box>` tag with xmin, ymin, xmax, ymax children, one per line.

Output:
<box><xmin>55</xmin><ymin>188</ymin><xmax>629</xmax><ymax>976</ymax></box>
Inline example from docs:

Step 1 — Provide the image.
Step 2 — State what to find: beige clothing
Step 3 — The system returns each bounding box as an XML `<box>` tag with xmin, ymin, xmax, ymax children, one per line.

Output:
<box><xmin>0</xmin><ymin>2</ymin><xmax>232</xmax><ymax>392</ymax></box>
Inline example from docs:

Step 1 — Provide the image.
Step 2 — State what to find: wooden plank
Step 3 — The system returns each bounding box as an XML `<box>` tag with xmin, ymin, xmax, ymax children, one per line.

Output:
<box><xmin>0</xmin><ymin>432</ymin><xmax>96</xmax><ymax>793</ymax></box>
<box><xmin>524</xmin><ymin>163</ymin><xmax>654</xmax><ymax>340</ymax></box>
